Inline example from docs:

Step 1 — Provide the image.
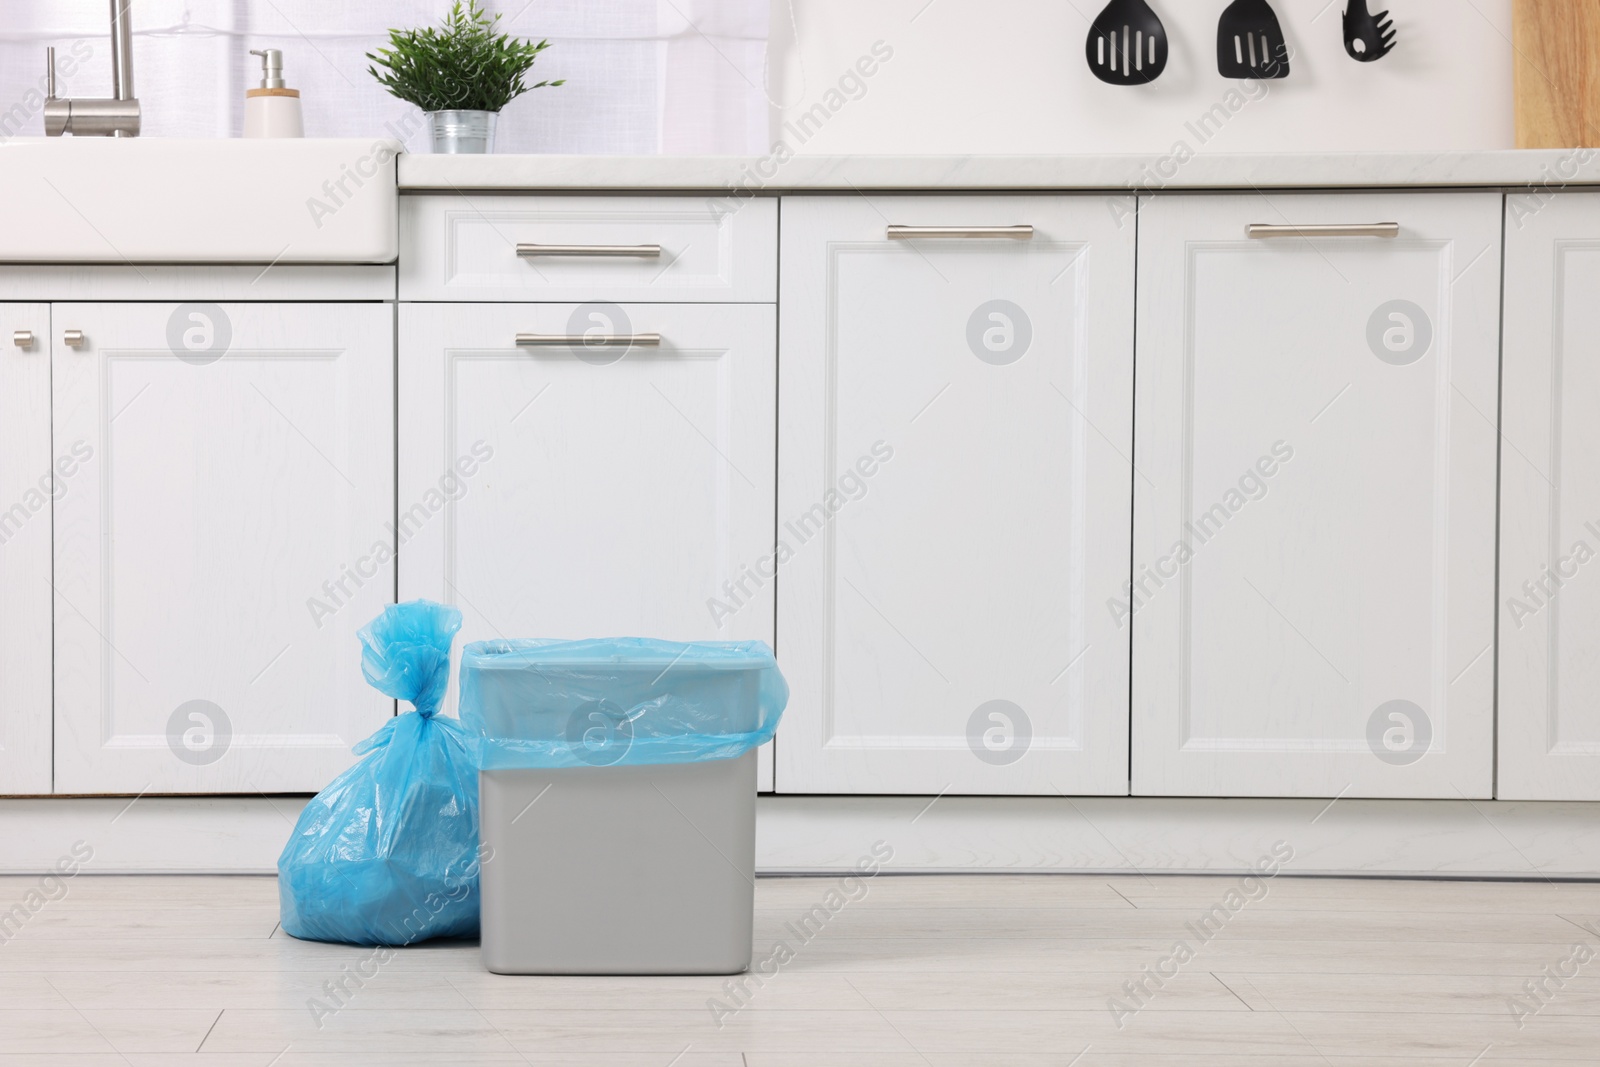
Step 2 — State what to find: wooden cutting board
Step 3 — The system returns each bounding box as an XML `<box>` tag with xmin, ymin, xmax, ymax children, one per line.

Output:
<box><xmin>1514</xmin><ymin>0</ymin><xmax>1600</xmax><ymax>148</ymax></box>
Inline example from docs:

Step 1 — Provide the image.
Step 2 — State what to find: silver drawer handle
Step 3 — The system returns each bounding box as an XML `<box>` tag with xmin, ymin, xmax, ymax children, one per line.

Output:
<box><xmin>1247</xmin><ymin>223</ymin><xmax>1400</xmax><ymax>239</ymax></box>
<box><xmin>887</xmin><ymin>225</ymin><xmax>1034</xmax><ymax>240</ymax></box>
<box><xmin>13</xmin><ymin>330</ymin><xmax>33</xmax><ymax>350</ymax></box>
<box><xmin>516</xmin><ymin>243</ymin><xmax>662</xmax><ymax>258</ymax></box>
<box><xmin>63</xmin><ymin>329</ymin><xmax>85</xmax><ymax>348</ymax></box>
<box><xmin>516</xmin><ymin>333</ymin><xmax>662</xmax><ymax>347</ymax></box>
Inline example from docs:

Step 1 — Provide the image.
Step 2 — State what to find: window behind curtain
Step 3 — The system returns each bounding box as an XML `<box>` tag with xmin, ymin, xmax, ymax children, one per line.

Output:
<box><xmin>0</xmin><ymin>0</ymin><xmax>770</xmax><ymax>152</ymax></box>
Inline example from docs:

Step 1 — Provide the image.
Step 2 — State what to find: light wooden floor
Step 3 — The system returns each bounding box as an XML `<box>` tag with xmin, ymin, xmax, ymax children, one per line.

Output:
<box><xmin>1</xmin><ymin>873</ymin><xmax>1598</xmax><ymax>1064</ymax></box>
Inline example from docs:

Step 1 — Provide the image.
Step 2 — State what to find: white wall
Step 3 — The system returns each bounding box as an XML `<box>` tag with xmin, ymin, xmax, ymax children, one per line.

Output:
<box><xmin>768</xmin><ymin>0</ymin><xmax>1514</xmax><ymax>155</ymax></box>
<box><xmin>0</xmin><ymin>0</ymin><xmax>771</xmax><ymax>152</ymax></box>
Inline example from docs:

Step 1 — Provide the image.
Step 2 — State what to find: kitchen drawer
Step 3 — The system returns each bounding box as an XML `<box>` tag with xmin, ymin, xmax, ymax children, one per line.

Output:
<box><xmin>400</xmin><ymin>195</ymin><xmax>776</xmax><ymax>303</ymax></box>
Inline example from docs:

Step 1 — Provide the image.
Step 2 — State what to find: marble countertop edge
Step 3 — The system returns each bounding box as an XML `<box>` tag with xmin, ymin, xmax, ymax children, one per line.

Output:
<box><xmin>397</xmin><ymin>149</ymin><xmax>1600</xmax><ymax>193</ymax></box>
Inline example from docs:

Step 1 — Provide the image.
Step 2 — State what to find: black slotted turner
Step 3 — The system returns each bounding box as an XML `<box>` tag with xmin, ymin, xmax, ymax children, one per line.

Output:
<box><xmin>1217</xmin><ymin>0</ymin><xmax>1291</xmax><ymax>79</ymax></box>
<box><xmin>1085</xmin><ymin>0</ymin><xmax>1169</xmax><ymax>85</ymax></box>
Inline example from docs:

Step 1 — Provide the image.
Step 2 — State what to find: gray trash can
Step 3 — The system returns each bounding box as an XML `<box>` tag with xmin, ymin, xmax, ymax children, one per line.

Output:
<box><xmin>458</xmin><ymin>638</ymin><xmax>785</xmax><ymax>976</ymax></box>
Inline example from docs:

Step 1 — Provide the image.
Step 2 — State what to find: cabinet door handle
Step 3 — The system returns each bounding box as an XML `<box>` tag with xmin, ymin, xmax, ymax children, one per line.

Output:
<box><xmin>515</xmin><ymin>333</ymin><xmax>662</xmax><ymax>347</ymax></box>
<box><xmin>887</xmin><ymin>225</ymin><xmax>1034</xmax><ymax>240</ymax></box>
<box><xmin>516</xmin><ymin>243</ymin><xmax>662</xmax><ymax>258</ymax></box>
<box><xmin>12</xmin><ymin>330</ymin><xmax>33</xmax><ymax>350</ymax></box>
<box><xmin>1246</xmin><ymin>223</ymin><xmax>1400</xmax><ymax>239</ymax></box>
<box><xmin>63</xmin><ymin>329</ymin><xmax>85</xmax><ymax>348</ymax></box>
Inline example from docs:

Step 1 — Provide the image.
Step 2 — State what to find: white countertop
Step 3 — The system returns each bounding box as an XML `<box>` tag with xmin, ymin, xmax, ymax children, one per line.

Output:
<box><xmin>398</xmin><ymin>150</ymin><xmax>1600</xmax><ymax>193</ymax></box>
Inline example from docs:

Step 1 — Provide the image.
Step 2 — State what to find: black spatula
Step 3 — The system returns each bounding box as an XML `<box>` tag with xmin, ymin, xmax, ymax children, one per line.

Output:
<box><xmin>1086</xmin><ymin>0</ymin><xmax>1169</xmax><ymax>85</ymax></box>
<box><xmin>1217</xmin><ymin>0</ymin><xmax>1291</xmax><ymax>79</ymax></box>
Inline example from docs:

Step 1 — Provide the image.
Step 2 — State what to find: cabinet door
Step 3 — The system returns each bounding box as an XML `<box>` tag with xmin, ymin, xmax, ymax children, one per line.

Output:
<box><xmin>53</xmin><ymin>303</ymin><xmax>394</xmax><ymax>794</ymax></box>
<box><xmin>1133</xmin><ymin>193</ymin><xmax>1501</xmax><ymax>798</ymax></box>
<box><xmin>777</xmin><ymin>195</ymin><xmax>1136</xmax><ymax>795</ymax></box>
<box><xmin>1500</xmin><ymin>193</ymin><xmax>1600</xmax><ymax>799</ymax></box>
<box><xmin>397</xmin><ymin>302</ymin><xmax>777</xmax><ymax>783</ymax></box>
<box><xmin>0</xmin><ymin>304</ymin><xmax>51</xmax><ymax>794</ymax></box>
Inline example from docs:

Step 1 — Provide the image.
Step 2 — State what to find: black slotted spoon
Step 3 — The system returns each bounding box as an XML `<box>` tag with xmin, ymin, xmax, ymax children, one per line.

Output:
<box><xmin>1085</xmin><ymin>0</ymin><xmax>1169</xmax><ymax>85</ymax></box>
<box><xmin>1217</xmin><ymin>0</ymin><xmax>1291</xmax><ymax>79</ymax></box>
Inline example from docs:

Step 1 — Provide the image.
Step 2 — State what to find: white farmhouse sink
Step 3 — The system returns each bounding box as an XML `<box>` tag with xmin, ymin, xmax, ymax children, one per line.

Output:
<box><xmin>0</xmin><ymin>138</ymin><xmax>399</xmax><ymax>264</ymax></box>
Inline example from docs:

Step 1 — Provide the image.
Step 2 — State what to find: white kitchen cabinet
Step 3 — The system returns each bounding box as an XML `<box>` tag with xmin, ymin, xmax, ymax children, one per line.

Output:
<box><xmin>397</xmin><ymin>302</ymin><xmax>777</xmax><ymax>784</ymax></box>
<box><xmin>399</xmin><ymin>195</ymin><xmax>776</xmax><ymax>303</ymax></box>
<box><xmin>0</xmin><ymin>304</ymin><xmax>52</xmax><ymax>795</ymax></box>
<box><xmin>1499</xmin><ymin>193</ymin><xmax>1600</xmax><ymax>799</ymax></box>
<box><xmin>52</xmin><ymin>302</ymin><xmax>395</xmax><ymax>794</ymax></box>
<box><xmin>1133</xmin><ymin>193</ymin><xmax>1502</xmax><ymax>798</ymax></box>
<box><xmin>777</xmin><ymin>195</ymin><xmax>1136</xmax><ymax>795</ymax></box>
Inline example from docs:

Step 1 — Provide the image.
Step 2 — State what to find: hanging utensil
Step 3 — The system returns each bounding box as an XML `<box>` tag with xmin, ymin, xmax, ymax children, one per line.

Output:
<box><xmin>1086</xmin><ymin>0</ymin><xmax>1169</xmax><ymax>85</ymax></box>
<box><xmin>1343</xmin><ymin>0</ymin><xmax>1396</xmax><ymax>61</ymax></box>
<box><xmin>1217</xmin><ymin>0</ymin><xmax>1291</xmax><ymax>79</ymax></box>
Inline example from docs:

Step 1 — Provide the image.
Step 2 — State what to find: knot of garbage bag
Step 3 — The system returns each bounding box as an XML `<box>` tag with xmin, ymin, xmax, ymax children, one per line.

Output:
<box><xmin>357</xmin><ymin>600</ymin><xmax>464</xmax><ymax>718</ymax></box>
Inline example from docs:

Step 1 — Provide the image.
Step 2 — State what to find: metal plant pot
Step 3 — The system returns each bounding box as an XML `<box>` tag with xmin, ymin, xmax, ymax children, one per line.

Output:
<box><xmin>428</xmin><ymin>109</ymin><xmax>498</xmax><ymax>154</ymax></box>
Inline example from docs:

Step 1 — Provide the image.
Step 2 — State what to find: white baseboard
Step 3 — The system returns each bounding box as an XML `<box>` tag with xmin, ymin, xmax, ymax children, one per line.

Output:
<box><xmin>1</xmin><ymin>794</ymin><xmax>1597</xmax><ymax>878</ymax></box>
<box><xmin>756</xmin><ymin>796</ymin><xmax>1600</xmax><ymax>879</ymax></box>
<box><xmin>0</xmin><ymin>796</ymin><xmax>312</xmax><ymax>875</ymax></box>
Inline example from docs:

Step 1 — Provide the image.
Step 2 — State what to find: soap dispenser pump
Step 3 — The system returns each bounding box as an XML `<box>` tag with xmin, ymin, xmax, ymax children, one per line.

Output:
<box><xmin>244</xmin><ymin>48</ymin><xmax>304</xmax><ymax>138</ymax></box>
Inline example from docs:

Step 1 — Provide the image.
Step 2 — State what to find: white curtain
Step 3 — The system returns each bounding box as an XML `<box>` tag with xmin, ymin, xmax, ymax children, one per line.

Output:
<box><xmin>0</xmin><ymin>0</ymin><xmax>770</xmax><ymax>152</ymax></box>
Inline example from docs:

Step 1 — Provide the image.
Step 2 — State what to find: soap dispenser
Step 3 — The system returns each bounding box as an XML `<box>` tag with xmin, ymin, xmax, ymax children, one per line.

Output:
<box><xmin>244</xmin><ymin>48</ymin><xmax>304</xmax><ymax>138</ymax></box>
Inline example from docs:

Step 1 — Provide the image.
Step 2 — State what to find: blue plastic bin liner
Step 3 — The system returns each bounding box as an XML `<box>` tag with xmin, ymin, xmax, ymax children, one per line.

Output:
<box><xmin>278</xmin><ymin>600</ymin><xmax>482</xmax><ymax>946</ymax></box>
<box><xmin>458</xmin><ymin>637</ymin><xmax>788</xmax><ymax>770</ymax></box>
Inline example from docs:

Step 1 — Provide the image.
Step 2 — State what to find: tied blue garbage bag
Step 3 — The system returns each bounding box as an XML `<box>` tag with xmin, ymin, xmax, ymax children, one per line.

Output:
<box><xmin>458</xmin><ymin>637</ymin><xmax>787</xmax><ymax>770</ymax></box>
<box><xmin>278</xmin><ymin>600</ymin><xmax>481</xmax><ymax>946</ymax></box>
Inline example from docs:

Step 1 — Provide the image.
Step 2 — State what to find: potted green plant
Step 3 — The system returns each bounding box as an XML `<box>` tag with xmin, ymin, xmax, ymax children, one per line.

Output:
<box><xmin>367</xmin><ymin>0</ymin><xmax>564</xmax><ymax>154</ymax></box>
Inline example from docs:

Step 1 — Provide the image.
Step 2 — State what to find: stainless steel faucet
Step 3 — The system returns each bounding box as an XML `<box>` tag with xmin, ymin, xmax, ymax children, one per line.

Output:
<box><xmin>44</xmin><ymin>0</ymin><xmax>141</xmax><ymax>137</ymax></box>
